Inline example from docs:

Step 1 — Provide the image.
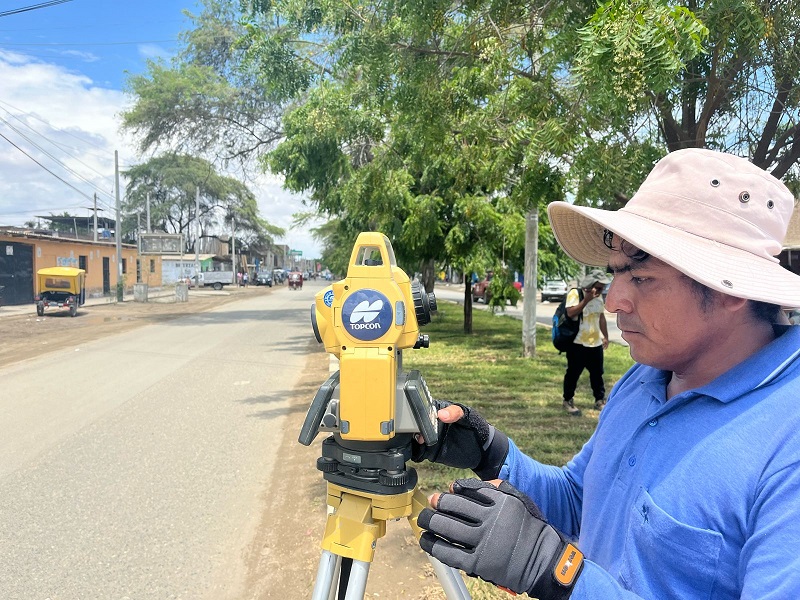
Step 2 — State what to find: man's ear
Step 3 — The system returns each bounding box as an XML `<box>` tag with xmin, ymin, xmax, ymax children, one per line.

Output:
<box><xmin>718</xmin><ymin>293</ymin><xmax>749</xmax><ymax>314</ymax></box>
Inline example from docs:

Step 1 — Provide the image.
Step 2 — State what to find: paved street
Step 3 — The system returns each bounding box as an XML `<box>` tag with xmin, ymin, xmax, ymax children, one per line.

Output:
<box><xmin>432</xmin><ymin>282</ymin><xmax>627</xmax><ymax>346</ymax></box>
<box><xmin>0</xmin><ymin>282</ymin><xmax>322</xmax><ymax>600</ymax></box>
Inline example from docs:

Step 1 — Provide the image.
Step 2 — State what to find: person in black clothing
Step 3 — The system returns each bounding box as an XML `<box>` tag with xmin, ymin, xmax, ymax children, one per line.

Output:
<box><xmin>562</xmin><ymin>269</ymin><xmax>610</xmax><ymax>415</ymax></box>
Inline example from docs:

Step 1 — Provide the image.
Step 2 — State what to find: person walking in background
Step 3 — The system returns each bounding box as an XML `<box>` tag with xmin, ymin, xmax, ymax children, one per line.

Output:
<box><xmin>563</xmin><ymin>269</ymin><xmax>611</xmax><ymax>415</ymax></box>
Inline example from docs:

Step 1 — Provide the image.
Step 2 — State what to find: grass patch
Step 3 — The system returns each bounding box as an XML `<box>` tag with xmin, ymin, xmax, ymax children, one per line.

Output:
<box><xmin>404</xmin><ymin>300</ymin><xmax>634</xmax><ymax>493</ymax></box>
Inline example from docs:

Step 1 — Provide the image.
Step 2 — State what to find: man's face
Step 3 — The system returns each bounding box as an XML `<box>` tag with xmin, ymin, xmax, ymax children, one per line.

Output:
<box><xmin>604</xmin><ymin>248</ymin><xmax>717</xmax><ymax>372</ymax></box>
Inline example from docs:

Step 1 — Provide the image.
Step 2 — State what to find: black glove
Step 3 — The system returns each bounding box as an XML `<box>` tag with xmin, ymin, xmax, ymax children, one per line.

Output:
<box><xmin>419</xmin><ymin>479</ymin><xmax>583</xmax><ymax>599</ymax></box>
<box><xmin>411</xmin><ymin>401</ymin><xmax>508</xmax><ymax>480</ymax></box>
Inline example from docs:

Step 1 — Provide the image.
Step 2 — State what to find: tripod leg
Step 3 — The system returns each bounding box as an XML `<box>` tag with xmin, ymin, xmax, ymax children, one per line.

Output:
<box><xmin>409</xmin><ymin>488</ymin><xmax>472</xmax><ymax>599</ymax></box>
<box><xmin>341</xmin><ymin>559</ymin><xmax>370</xmax><ymax>600</ymax></box>
<box><xmin>428</xmin><ymin>555</ymin><xmax>471</xmax><ymax>599</ymax></box>
<box><xmin>311</xmin><ymin>550</ymin><xmax>339</xmax><ymax>600</ymax></box>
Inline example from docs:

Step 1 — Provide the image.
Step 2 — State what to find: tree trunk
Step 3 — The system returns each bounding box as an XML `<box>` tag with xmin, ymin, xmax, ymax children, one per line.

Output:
<box><xmin>464</xmin><ymin>281</ymin><xmax>473</xmax><ymax>334</ymax></box>
<box><xmin>421</xmin><ymin>258</ymin><xmax>436</xmax><ymax>293</ymax></box>
<box><xmin>522</xmin><ymin>208</ymin><xmax>538</xmax><ymax>357</ymax></box>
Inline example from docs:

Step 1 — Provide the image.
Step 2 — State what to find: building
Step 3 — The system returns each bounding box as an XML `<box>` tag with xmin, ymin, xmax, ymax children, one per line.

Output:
<box><xmin>0</xmin><ymin>227</ymin><xmax>150</xmax><ymax>306</ymax></box>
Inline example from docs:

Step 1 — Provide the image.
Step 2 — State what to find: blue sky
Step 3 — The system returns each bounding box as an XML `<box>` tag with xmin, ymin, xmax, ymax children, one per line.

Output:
<box><xmin>0</xmin><ymin>0</ymin><xmax>188</xmax><ymax>89</ymax></box>
<box><xmin>0</xmin><ymin>0</ymin><xmax>321</xmax><ymax>258</ymax></box>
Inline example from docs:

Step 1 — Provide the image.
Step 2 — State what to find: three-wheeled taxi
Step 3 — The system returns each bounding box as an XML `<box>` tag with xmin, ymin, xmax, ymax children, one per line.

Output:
<box><xmin>288</xmin><ymin>271</ymin><xmax>303</xmax><ymax>290</ymax></box>
<box><xmin>35</xmin><ymin>267</ymin><xmax>86</xmax><ymax>317</ymax></box>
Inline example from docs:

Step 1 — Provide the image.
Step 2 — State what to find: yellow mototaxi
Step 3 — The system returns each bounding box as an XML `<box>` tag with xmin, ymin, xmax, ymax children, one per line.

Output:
<box><xmin>35</xmin><ymin>267</ymin><xmax>86</xmax><ymax>317</ymax></box>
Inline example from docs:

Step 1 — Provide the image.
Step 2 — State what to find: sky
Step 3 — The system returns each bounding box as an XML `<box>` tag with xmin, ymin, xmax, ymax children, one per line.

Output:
<box><xmin>0</xmin><ymin>0</ymin><xmax>322</xmax><ymax>259</ymax></box>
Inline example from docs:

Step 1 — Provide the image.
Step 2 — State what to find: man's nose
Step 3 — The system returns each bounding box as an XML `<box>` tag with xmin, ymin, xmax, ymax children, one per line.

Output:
<box><xmin>603</xmin><ymin>279</ymin><xmax>629</xmax><ymax>313</ymax></box>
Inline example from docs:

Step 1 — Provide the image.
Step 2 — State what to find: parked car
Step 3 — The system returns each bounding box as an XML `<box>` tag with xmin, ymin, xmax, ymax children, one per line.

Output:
<box><xmin>472</xmin><ymin>271</ymin><xmax>494</xmax><ymax>303</ymax></box>
<box><xmin>254</xmin><ymin>272</ymin><xmax>273</xmax><ymax>287</ymax></box>
<box><xmin>541</xmin><ymin>279</ymin><xmax>569</xmax><ymax>302</ymax></box>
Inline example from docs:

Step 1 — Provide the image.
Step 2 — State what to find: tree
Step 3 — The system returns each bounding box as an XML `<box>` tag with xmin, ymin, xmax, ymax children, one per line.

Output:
<box><xmin>123</xmin><ymin>153</ymin><xmax>283</xmax><ymax>256</ymax></box>
<box><xmin>573</xmin><ymin>1</ymin><xmax>800</xmax><ymax>191</ymax></box>
<box><xmin>122</xmin><ymin>0</ymin><xmax>283</xmax><ymax>170</ymax></box>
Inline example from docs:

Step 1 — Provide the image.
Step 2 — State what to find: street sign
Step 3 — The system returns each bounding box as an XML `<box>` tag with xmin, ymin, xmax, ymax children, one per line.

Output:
<box><xmin>140</xmin><ymin>233</ymin><xmax>184</xmax><ymax>255</ymax></box>
<box><xmin>289</xmin><ymin>249</ymin><xmax>303</xmax><ymax>256</ymax></box>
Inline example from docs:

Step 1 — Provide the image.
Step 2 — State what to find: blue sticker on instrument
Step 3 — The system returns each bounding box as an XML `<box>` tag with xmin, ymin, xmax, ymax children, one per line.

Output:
<box><xmin>341</xmin><ymin>289</ymin><xmax>393</xmax><ymax>341</ymax></box>
<box><xmin>323</xmin><ymin>289</ymin><xmax>334</xmax><ymax>307</ymax></box>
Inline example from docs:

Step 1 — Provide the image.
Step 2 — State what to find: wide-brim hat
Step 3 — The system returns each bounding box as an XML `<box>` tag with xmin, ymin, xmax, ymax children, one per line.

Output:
<box><xmin>548</xmin><ymin>148</ymin><xmax>800</xmax><ymax>308</ymax></box>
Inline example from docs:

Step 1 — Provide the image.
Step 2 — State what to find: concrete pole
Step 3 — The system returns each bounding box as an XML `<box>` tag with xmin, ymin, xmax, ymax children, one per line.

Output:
<box><xmin>194</xmin><ymin>186</ymin><xmax>201</xmax><ymax>278</ymax></box>
<box><xmin>522</xmin><ymin>208</ymin><xmax>538</xmax><ymax>357</ymax></box>
<box><xmin>231</xmin><ymin>214</ymin><xmax>237</xmax><ymax>285</ymax></box>
<box><xmin>93</xmin><ymin>193</ymin><xmax>98</xmax><ymax>242</ymax></box>
<box><xmin>115</xmin><ymin>150</ymin><xmax>123</xmax><ymax>301</ymax></box>
<box><xmin>146</xmin><ymin>192</ymin><xmax>151</xmax><ymax>233</ymax></box>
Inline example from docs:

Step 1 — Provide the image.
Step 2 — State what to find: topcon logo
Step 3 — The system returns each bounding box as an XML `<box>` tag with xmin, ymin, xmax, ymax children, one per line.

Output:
<box><xmin>342</xmin><ymin>290</ymin><xmax>393</xmax><ymax>341</ymax></box>
<box><xmin>349</xmin><ymin>300</ymin><xmax>383</xmax><ymax>327</ymax></box>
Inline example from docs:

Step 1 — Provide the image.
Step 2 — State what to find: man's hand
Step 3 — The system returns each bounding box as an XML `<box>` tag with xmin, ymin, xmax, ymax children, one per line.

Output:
<box><xmin>419</xmin><ymin>479</ymin><xmax>583</xmax><ymax>599</ymax></box>
<box><xmin>411</xmin><ymin>401</ymin><xmax>508</xmax><ymax>480</ymax></box>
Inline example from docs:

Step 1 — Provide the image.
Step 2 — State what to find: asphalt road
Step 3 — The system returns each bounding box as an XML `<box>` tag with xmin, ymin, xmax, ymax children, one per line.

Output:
<box><xmin>432</xmin><ymin>283</ymin><xmax>627</xmax><ymax>346</ymax></box>
<box><xmin>0</xmin><ymin>282</ymin><xmax>323</xmax><ymax>600</ymax></box>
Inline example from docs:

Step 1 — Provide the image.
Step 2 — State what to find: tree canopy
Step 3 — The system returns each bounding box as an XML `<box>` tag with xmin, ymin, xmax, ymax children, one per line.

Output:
<box><xmin>123</xmin><ymin>153</ymin><xmax>283</xmax><ymax>255</ymax></box>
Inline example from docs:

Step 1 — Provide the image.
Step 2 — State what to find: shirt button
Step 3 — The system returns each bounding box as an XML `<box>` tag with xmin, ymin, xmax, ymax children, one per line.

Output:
<box><xmin>648</xmin><ymin>419</ymin><xmax>658</xmax><ymax>427</ymax></box>
<box><xmin>628</xmin><ymin>456</ymin><xmax>637</xmax><ymax>467</ymax></box>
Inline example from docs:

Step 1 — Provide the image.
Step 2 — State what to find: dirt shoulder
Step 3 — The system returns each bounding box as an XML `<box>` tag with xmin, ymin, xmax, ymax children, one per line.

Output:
<box><xmin>0</xmin><ymin>289</ymin><xmax>253</xmax><ymax>369</ymax></box>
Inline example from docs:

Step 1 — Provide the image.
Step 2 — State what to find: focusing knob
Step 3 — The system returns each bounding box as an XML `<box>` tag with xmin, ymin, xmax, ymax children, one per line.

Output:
<box><xmin>317</xmin><ymin>457</ymin><xmax>339</xmax><ymax>473</ymax></box>
<box><xmin>411</xmin><ymin>280</ymin><xmax>437</xmax><ymax>326</ymax></box>
<box><xmin>379</xmin><ymin>469</ymin><xmax>410</xmax><ymax>487</ymax></box>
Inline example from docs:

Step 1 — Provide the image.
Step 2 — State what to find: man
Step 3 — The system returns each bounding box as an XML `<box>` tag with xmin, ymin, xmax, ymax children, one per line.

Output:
<box><xmin>562</xmin><ymin>269</ymin><xmax>610</xmax><ymax>415</ymax></box>
<box><xmin>414</xmin><ymin>149</ymin><xmax>800</xmax><ymax>599</ymax></box>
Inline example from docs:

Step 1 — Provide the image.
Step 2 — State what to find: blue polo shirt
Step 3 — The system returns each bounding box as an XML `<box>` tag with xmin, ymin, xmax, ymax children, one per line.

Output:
<box><xmin>501</xmin><ymin>325</ymin><xmax>800</xmax><ymax>599</ymax></box>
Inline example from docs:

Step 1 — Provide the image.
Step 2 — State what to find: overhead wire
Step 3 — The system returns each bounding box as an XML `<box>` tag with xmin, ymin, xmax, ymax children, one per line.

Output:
<box><xmin>0</xmin><ymin>116</ymin><xmax>115</xmax><ymax>202</ymax></box>
<box><xmin>0</xmin><ymin>130</ymin><xmax>96</xmax><ymax>202</ymax></box>
<box><xmin>0</xmin><ymin>1</ymin><xmax>74</xmax><ymax>19</ymax></box>
<box><xmin>0</xmin><ymin>103</ymin><xmax>118</xmax><ymax>184</ymax></box>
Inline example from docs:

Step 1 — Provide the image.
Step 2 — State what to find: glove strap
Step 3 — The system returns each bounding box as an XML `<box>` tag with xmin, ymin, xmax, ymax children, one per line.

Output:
<box><xmin>474</xmin><ymin>427</ymin><xmax>509</xmax><ymax>480</ymax></box>
<box><xmin>530</xmin><ymin>541</ymin><xmax>584</xmax><ymax>600</ymax></box>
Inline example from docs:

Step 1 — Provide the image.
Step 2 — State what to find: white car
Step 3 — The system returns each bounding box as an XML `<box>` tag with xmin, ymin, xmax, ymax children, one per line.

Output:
<box><xmin>541</xmin><ymin>279</ymin><xmax>569</xmax><ymax>302</ymax></box>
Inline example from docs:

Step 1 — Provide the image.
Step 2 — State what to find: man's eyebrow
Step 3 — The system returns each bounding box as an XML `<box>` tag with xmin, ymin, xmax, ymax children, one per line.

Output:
<box><xmin>607</xmin><ymin>263</ymin><xmax>634</xmax><ymax>276</ymax></box>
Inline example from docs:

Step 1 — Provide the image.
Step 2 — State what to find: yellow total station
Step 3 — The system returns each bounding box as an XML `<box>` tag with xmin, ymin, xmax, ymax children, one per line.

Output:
<box><xmin>310</xmin><ymin>232</ymin><xmax>436</xmax><ymax>443</ymax></box>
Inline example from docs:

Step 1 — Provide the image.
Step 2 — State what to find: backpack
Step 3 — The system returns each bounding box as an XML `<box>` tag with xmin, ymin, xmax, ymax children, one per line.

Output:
<box><xmin>552</xmin><ymin>288</ymin><xmax>584</xmax><ymax>353</ymax></box>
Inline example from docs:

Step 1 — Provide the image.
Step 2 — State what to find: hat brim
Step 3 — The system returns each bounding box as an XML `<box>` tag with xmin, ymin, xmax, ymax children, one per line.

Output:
<box><xmin>548</xmin><ymin>201</ymin><xmax>800</xmax><ymax>308</ymax></box>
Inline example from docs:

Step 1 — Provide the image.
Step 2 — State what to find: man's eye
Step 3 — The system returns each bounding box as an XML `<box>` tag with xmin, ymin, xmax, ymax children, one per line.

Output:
<box><xmin>632</xmin><ymin>277</ymin><xmax>648</xmax><ymax>285</ymax></box>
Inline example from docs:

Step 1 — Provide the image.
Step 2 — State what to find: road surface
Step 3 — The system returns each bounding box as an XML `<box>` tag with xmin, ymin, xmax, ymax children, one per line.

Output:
<box><xmin>0</xmin><ymin>283</ymin><xmax>321</xmax><ymax>600</ymax></box>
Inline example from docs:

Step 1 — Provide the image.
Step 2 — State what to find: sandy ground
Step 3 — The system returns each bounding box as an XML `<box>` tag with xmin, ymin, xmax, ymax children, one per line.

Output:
<box><xmin>0</xmin><ymin>287</ymin><xmax>450</xmax><ymax>599</ymax></box>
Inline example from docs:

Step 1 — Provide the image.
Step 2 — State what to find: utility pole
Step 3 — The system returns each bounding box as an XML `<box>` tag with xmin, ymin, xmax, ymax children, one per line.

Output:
<box><xmin>146</xmin><ymin>192</ymin><xmax>151</xmax><ymax>233</ymax></box>
<box><xmin>522</xmin><ymin>209</ymin><xmax>539</xmax><ymax>357</ymax></box>
<box><xmin>115</xmin><ymin>150</ymin><xmax>123</xmax><ymax>301</ymax></box>
<box><xmin>93</xmin><ymin>193</ymin><xmax>98</xmax><ymax>242</ymax></box>
<box><xmin>231</xmin><ymin>213</ymin><xmax>237</xmax><ymax>285</ymax></box>
<box><xmin>194</xmin><ymin>186</ymin><xmax>201</xmax><ymax>278</ymax></box>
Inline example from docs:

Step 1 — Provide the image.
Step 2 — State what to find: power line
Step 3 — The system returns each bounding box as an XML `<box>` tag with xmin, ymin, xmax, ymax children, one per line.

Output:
<box><xmin>0</xmin><ymin>1</ymin><xmax>74</xmax><ymax>19</ymax></box>
<box><xmin>0</xmin><ymin>98</ymin><xmax>113</xmax><ymax>155</ymax></box>
<box><xmin>0</xmin><ymin>130</ymin><xmax>95</xmax><ymax>201</ymax></box>
<box><xmin>0</xmin><ymin>116</ymin><xmax>115</xmax><ymax>202</ymax></box>
<box><xmin>0</xmin><ymin>39</ymin><xmax>176</xmax><ymax>47</ymax></box>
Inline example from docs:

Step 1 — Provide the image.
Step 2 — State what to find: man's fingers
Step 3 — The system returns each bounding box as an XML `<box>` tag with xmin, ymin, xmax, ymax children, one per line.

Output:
<box><xmin>437</xmin><ymin>404</ymin><xmax>464</xmax><ymax>423</ymax></box>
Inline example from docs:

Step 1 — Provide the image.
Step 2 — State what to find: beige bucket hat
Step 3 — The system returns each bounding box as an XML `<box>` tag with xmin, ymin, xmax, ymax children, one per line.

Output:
<box><xmin>547</xmin><ymin>148</ymin><xmax>800</xmax><ymax>307</ymax></box>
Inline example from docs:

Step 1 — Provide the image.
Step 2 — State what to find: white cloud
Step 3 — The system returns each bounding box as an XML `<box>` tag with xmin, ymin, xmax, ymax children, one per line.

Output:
<box><xmin>0</xmin><ymin>51</ymin><xmax>322</xmax><ymax>257</ymax></box>
<box><xmin>137</xmin><ymin>44</ymin><xmax>171</xmax><ymax>61</ymax></box>
<box><xmin>61</xmin><ymin>50</ymin><xmax>100</xmax><ymax>63</ymax></box>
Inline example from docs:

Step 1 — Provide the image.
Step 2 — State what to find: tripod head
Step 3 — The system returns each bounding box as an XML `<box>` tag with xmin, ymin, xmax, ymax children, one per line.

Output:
<box><xmin>299</xmin><ymin>232</ymin><xmax>439</xmax><ymax>493</ymax></box>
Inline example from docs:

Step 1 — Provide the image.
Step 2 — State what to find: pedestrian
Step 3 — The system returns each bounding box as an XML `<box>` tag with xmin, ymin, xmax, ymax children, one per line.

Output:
<box><xmin>562</xmin><ymin>269</ymin><xmax>610</xmax><ymax>415</ymax></box>
<box><xmin>414</xmin><ymin>149</ymin><xmax>800</xmax><ymax>599</ymax></box>
<box><xmin>243</xmin><ymin>272</ymin><xmax>249</xmax><ymax>286</ymax></box>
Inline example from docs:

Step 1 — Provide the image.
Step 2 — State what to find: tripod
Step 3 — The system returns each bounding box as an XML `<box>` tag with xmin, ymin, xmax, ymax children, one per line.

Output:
<box><xmin>310</xmin><ymin>479</ymin><xmax>471</xmax><ymax>599</ymax></box>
